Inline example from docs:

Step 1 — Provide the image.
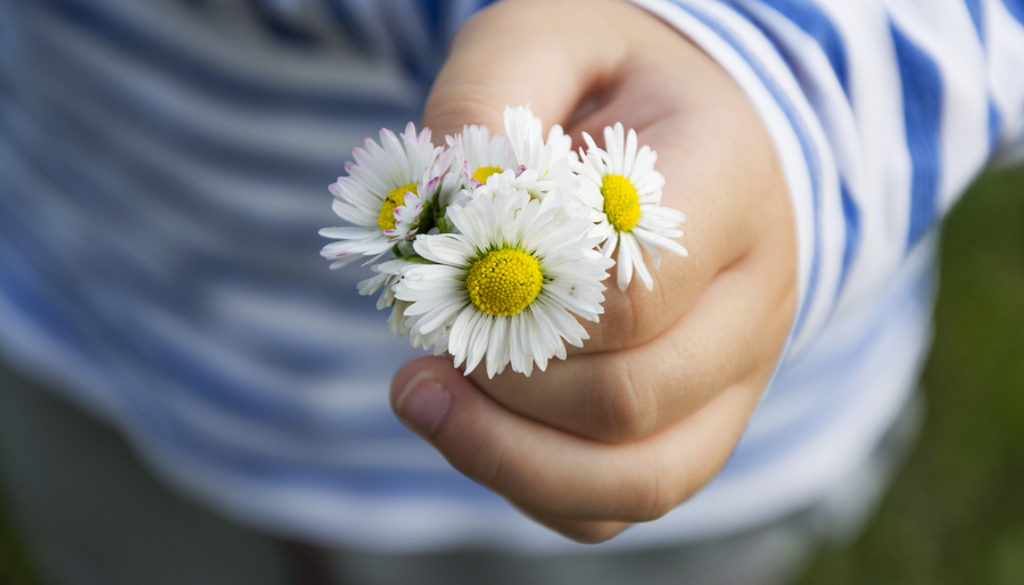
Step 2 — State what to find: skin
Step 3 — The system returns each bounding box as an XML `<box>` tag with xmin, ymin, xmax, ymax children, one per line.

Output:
<box><xmin>390</xmin><ymin>0</ymin><xmax>798</xmax><ymax>543</ymax></box>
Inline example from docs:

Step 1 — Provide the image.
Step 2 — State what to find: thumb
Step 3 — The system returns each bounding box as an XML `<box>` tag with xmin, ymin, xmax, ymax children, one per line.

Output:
<box><xmin>422</xmin><ymin>0</ymin><xmax>631</xmax><ymax>141</ymax></box>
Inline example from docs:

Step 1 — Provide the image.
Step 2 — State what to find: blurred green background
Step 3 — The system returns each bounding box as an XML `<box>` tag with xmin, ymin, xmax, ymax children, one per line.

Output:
<box><xmin>0</xmin><ymin>166</ymin><xmax>1021</xmax><ymax>584</ymax></box>
<box><xmin>792</xmin><ymin>166</ymin><xmax>1024</xmax><ymax>585</ymax></box>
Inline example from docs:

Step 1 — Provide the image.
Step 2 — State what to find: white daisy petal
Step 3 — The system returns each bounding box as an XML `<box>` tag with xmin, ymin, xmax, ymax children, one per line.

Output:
<box><xmin>577</xmin><ymin>122</ymin><xmax>687</xmax><ymax>289</ymax></box>
<box><xmin>447</xmin><ymin>307</ymin><xmax>477</xmax><ymax>369</ymax></box>
<box><xmin>462</xmin><ymin>311</ymin><xmax>491</xmax><ymax>375</ymax></box>
<box><xmin>319</xmin><ymin>123</ymin><xmax>441</xmax><ymax>269</ymax></box>
<box><xmin>392</xmin><ymin>184</ymin><xmax>611</xmax><ymax>377</ymax></box>
<box><xmin>486</xmin><ymin>316</ymin><xmax>509</xmax><ymax>378</ymax></box>
<box><xmin>446</xmin><ymin>124</ymin><xmax>517</xmax><ymax>192</ymax></box>
<box><xmin>323</xmin><ymin>110</ymin><xmax>688</xmax><ymax>375</ymax></box>
<box><xmin>414</xmin><ymin>233</ymin><xmax>476</xmax><ymax>265</ymax></box>
<box><xmin>625</xmin><ymin>234</ymin><xmax>654</xmax><ymax>290</ymax></box>
<box><xmin>633</xmin><ymin>227</ymin><xmax>689</xmax><ymax>258</ymax></box>
<box><xmin>616</xmin><ymin>234</ymin><xmax>635</xmax><ymax>291</ymax></box>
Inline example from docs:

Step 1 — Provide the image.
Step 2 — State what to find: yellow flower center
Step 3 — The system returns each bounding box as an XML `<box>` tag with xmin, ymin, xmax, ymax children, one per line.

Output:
<box><xmin>465</xmin><ymin>248</ymin><xmax>543</xmax><ymax>317</ymax></box>
<box><xmin>377</xmin><ymin>183</ymin><xmax>418</xmax><ymax>231</ymax></box>
<box><xmin>471</xmin><ymin>165</ymin><xmax>503</xmax><ymax>185</ymax></box>
<box><xmin>601</xmin><ymin>174</ymin><xmax>641</xmax><ymax>232</ymax></box>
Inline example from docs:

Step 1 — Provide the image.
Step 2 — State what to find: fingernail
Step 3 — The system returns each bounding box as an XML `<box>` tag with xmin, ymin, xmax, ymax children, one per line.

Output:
<box><xmin>396</xmin><ymin>377</ymin><xmax>450</xmax><ymax>436</ymax></box>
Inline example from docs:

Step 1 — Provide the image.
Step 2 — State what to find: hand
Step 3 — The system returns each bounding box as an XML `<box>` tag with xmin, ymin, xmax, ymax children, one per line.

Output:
<box><xmin>391</xmin><ymin>0</ymin><xmax>797</xmax><ymax>543</ymax></box>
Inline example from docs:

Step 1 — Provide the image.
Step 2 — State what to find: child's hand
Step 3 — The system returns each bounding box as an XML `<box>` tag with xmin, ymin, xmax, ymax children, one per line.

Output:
<box><xmin>390</xmin><ymin>0</ymin><xmax>797</xmax><ymax>543</ymax></box>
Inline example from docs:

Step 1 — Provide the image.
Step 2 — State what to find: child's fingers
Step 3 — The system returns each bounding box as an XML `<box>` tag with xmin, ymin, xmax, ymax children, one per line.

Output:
<box><xmin>390</xmin><ymin>354</ymin><xmax>769</xmax><ymax>524</ymax></box>
<box><xmin>561</xmin><ymin>36</ymin><xmax>789</xmax><ymax>354</ymax></box>
<box><xmin>421</xmin><ymin>0</ymin><xmax>631</xmax><ymax>143</ymax></box>
<box><xmin>466</xmin><ymin>232</ymin><xmax>796</xmax><ymax>443</ymax></box>
<box><xmin>426</xmin><ymin>4</ymin><xmax>785</xmax><ymax>356</ymax></box>
<box><xmin>412</xmin><ymin>6</ymin><xmax>799</xmax><ymax>443</ymax></box>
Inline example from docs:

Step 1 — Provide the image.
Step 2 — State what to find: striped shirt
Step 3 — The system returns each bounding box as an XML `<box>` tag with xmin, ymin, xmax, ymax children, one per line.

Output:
<box><xmin>1</xmin><ymin>0</ymin><xmax>1021</xmax><ymax>553</ymax></box>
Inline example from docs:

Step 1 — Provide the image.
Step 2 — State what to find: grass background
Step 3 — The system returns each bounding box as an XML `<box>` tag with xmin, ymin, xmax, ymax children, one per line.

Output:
<box><xmin>0</xmin><ymin>167</ymin><xmax>1022</xmax><ymax>584</ymax></box>
<box><xmin>792</xmin><ymin>165</ymin><xmax>1024</xmax><ymax>585</ymax></box>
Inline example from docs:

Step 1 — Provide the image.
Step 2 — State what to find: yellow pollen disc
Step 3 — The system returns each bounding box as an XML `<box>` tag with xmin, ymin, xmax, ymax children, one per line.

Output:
<box><xmin>601</xmin><ymin>174</ymin><xmax>641</xmax><ymax>232</ymax></box>
<box><xmin>471</xmin><ymin>165</ymin><xmax>503</xmax><ymax>185</ymax></box>
<box><xmin>465</xmin><ymin>248</ymin><xmax>543</xmax><ymax>317</ymax></box>
<box><xmin>377</xmin><ymin>183</ymin><xmax>418</xmax><ymax>231</ymax></box>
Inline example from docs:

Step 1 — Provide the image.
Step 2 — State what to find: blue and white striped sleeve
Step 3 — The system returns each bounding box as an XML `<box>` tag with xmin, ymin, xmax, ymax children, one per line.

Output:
<box><xmin>628</xmin><ymin>0</ymin><xmax>1024</xmax><ymax>357</ymax></box>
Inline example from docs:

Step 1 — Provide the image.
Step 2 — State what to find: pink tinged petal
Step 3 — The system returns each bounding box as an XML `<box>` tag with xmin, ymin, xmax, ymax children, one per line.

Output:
<box><xmin>360</xmin><ymin>251</ymin><xmax>390</xmax><ymax>268</ymax></box>
<box><xmin>320</xmin><ymin>241</ymin><xmax>366</xmax><ymax>259</ymax></box>
<box><xmin>459</xmin><ymin>159</ymin><xmax>474</xmax><ymax>186</ymax></box>
<box><xmin>391</xmin><ymin>200</ymin><xmax>424</xmax><ymax>236</ymax></box>
<box><xmin>379</xmin><ymin>127</ymin><xmax>402</xmax><ymax>152</ymax></box>
<box><xmin>320</xmin><ymin>236</ymin><xmax>390</xmax><ymax>257</ymax></box>
<box><xmin>327</xmin><ymin>258</ymin><xmax>361</xmax><ymax>270</ymax></box>
<box><xmin>319</xmin><ymin>226</ymin><xmax>377</xmax><ymax>240</ymax></box>
<box><xmin>423</xmin><ymin>175</ymin><xmax>441</xmax><ymax>196</ymax></box>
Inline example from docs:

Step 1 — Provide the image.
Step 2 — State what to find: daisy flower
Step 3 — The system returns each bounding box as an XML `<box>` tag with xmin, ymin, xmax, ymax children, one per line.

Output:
<box><xmin>446</xmin><ymin>124</ymin><xmax>517</xmax><ymax>191</ymax></box>
<box><xmin>577</xmin><ymin>122</ymin><xmax>688</xmax><ymax>290</ymax></box>
<box><xmin>319</xmin><ymin>123</ymin><xmax>443</xmax><ymax>269</ymax></box>
<box><xmin>502</xmin><ymin>105</ymin><xmax>578</xmax><ymax>201</ymax></box>
<box><xmin>387</xmin><ymin>186</ymin><xmax>613</xmax><ymax>378</ymax></box>
<box><xmin>359</xmin><ymin>262</ymin><xmax>448</xmax><ymax>352</ymax></box>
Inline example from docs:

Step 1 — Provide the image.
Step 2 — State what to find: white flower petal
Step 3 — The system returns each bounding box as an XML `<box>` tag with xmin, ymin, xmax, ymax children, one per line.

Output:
<box><xmin>616</xmin><ymin>234</ymin><xmax>635</xmax><ymax>291</ymax></box>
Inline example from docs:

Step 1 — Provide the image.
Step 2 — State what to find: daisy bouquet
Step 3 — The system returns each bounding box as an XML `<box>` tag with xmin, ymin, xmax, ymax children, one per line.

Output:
<box><xmin>320</xmin><ymin>106</ymin><xmax>687</xmax><ymax>378</ymax></box>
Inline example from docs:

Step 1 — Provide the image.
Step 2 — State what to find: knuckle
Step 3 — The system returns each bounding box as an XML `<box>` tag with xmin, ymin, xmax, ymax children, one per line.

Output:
<box><xmin>585</xmin><ymin>357</ymin><xmax>657</xmax><ymax>442</ymax></box>
<box><xmin>626</xmin><ymin>463</ymin><xmax>676</xmax><ymax>522</ymax></box>
<box><xmin>422</xmin><ymin>84</ymin><xmax>506</xmax><ymax>138</ymax></box>
<box><xmin>596</xmin><ymin>282</ymin><xmax>671</xmax><ymax>352</ymax></box>
<box><xmin>595</xmin><ymin>288</ymin><xmax>640</xmax><ymax>350</ymax></box>
<box><xmin>458</xmin><ymin>432</ymin><xmax>513</xmax><ymax>492</ymax></box>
